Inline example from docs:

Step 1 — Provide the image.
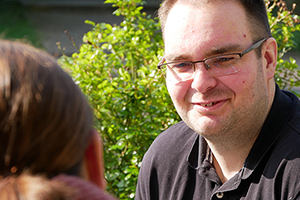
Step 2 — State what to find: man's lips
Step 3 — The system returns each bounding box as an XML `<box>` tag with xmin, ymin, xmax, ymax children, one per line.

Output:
<box><xmin>192</xmin><ymin>99</ymin><xmax>228</xmax><ymax>111</ymax></box>
<box><xmin>194</xmin><ymin>100</ymin><xmax>224</xmax><ymax>106</ymax></box>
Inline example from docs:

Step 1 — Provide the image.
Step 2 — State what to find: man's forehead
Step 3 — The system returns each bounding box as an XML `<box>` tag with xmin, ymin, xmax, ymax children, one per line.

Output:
<box><xmin>164</xmin><ymin>0</ymin><xmax>251</xmax><ymax>60</ymax></box>
<box><xmin>164</xmin><ymin>1</ymin><xmax>248</xmax><ymax>38</ymax></box>
<box><xmin>176</xmin><ymin>0</ymin><xmax>223</xmax><ymax>7</ymax></box>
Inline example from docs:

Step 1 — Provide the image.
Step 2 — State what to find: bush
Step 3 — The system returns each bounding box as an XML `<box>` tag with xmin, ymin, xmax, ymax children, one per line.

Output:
<box><xmin>58</xmin><ymin>0</ymin><xmax>180</xmax><ymax>199</ymax></box>
<box><xmin>58</xmin><ymin>0</ymin><xmax>300</xmax><ymax>199</ymax></box>
<box><xmin>268</xmin><ymin>1</ymin><xmax>300</xmax><ymax>94</ymax></box>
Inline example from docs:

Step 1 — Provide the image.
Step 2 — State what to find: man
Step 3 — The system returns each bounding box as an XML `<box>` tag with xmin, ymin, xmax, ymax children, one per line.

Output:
<box><xmin>135</xmin><ymin>0</ymin><xmax>300</xmax><ymax>199</ymax></box>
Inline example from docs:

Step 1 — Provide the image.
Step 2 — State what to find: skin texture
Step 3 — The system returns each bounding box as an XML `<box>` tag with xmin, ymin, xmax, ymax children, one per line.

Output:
<box><xmin>164</xmin><ymin>0</ymin><xmax>277</xmax><ymax>182</ymax></box>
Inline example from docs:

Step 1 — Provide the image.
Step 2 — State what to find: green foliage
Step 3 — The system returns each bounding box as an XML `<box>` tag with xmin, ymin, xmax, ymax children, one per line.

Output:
<box><xmin>267</xmin><ymin>0</ymin><xmax>300</xmax><ymax>95</ymax></box>
<box><xmin>58</xmin><ymin>0</ymin><xmax>179</xmax><ymax>199</ymax></box>
<box><xmin>58</xmin><ymin>0</ymin><xmax>300</xmax><ymax>199</ymax></box>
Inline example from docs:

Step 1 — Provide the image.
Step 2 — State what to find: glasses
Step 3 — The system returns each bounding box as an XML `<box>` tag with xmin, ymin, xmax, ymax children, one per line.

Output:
<box><xmin>157</xmin><ymin>38</ymin><xmax>267</xmax><ymax>81</ymax></box>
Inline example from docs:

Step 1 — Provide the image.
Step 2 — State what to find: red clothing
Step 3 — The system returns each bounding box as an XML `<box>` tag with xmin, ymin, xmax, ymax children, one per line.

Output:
<box><xmin>53</xmin><ymin>174</ymin><xmax>117</xmax><ymax>200</ymax></box>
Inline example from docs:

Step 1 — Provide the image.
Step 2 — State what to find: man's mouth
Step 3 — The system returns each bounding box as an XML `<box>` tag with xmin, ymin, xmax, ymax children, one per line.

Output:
<box><xmin>200</xmin><ymin>102</ymin><xmax>217</xmax><ymax>107</ymax></box>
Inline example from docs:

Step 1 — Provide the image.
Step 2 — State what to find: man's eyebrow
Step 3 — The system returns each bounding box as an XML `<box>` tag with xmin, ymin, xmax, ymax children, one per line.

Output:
<box><xmin>204</xmin><ymin>44</ymin><xmax>242</xmax><ymax>58</ymax></box>
<box><xmin>165</xmin><ymin>54</ymin><xmax>190</xmax><ymax>61</ymax></box>
<box><xmin>165</xmin><ymin>44</ymin><xmax>242</xmax><ymax>61</ymax></box>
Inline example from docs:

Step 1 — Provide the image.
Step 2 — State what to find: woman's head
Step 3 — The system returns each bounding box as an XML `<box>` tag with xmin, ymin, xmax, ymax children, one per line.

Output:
<box><xmin>0</xmin><ymin>40</ymin><xmax>93</xmax><ymax>178</ymax></box>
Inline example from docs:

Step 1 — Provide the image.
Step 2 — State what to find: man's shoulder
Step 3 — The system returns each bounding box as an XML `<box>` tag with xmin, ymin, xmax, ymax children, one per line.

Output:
<box><xmin>142</xmin><ymin>121</ymin><xmax>198</xmax><ymax>164</ymax></box>
<box><xmin>282</xmin><ymin>90</ymin><xmax>300</xmax><ymax>133</ymax></box>
<box><xmin>150</xmin><ymin>121</ymin><xmax>197</xmax><ymax>149</ymax></box>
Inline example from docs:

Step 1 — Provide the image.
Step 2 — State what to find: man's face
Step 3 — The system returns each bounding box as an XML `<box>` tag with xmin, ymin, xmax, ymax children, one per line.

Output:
<box><xmin>164</xmin><ymin>1</ymin><xmax>272</xmax><ymax>141</ymax></box>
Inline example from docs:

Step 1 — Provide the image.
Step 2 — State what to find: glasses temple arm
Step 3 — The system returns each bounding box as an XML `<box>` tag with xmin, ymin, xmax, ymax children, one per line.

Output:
<box><xmin>157</xmin><ymin>57</ymin><xmax>166</xmax><ymax>69</ymax></box>
<box><xmin>240</xmin><ymin>38</ymin><xmax>267</xmax><ymax>56</ymax></box>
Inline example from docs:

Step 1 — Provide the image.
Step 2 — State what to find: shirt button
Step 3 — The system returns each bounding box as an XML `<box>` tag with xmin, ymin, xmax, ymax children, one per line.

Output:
<box><xmin>216</xmin><ymin>192</ymin><xmax>224</xmax><ymax>199</ymax></box>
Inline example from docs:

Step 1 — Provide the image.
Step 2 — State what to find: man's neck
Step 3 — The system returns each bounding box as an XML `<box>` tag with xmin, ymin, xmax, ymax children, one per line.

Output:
<box><xmin>206</xmin><ymin>133</ymin><xmax>259</xmax><ymax>183</ymax></box>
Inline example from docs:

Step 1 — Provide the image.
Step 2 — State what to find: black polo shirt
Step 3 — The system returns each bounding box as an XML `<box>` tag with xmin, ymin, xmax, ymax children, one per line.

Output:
<box><xmin>135</xmin><ymin>86</ymin><xmax>300</xmax><ymax>200</ymax></box>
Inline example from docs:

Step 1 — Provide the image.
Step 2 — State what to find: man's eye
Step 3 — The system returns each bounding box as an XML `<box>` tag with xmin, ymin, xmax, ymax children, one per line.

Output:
<box><xmin>171</xmin><ymin>62</ymin><xmax>193</xmax><ymax>72</ymax></box>
<box><xmin>218</xmin><ymin>57</ymin><xmax>235</xmax><ymax>62</ymax></box>
<box><xmin>213</xmin><ymin>56</ymin><xmax>239</xmax><ymax>67</ymax></box>
<box><xmin>173</xmin><ymin>62</ymin><xmax>190</xmax><ymax>68</ymax></box>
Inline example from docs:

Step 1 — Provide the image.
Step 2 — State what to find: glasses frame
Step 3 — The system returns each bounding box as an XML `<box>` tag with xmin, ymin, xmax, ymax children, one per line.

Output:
<box><xmin>157</xmin><ymin>38</ymin><xmax>267</xmax><ymax>77</ymax></box>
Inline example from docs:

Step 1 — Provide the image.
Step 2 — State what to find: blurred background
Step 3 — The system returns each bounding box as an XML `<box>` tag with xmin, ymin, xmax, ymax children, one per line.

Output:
<box><xmin>0</xmin><ymin>0</ymin><xmax>161</xmax><ymax>56</ymax></box>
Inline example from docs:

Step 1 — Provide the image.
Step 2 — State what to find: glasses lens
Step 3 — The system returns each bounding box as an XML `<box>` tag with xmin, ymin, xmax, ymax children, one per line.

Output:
<box><xmin>163</xmin><ymin>62</ymin><xmax>194</xmax><ymax>81</ymax></box>
<box><xmin>205</xmin><ymin>54</ymin><xmax>241</xmax><ymax>76</ymax></box>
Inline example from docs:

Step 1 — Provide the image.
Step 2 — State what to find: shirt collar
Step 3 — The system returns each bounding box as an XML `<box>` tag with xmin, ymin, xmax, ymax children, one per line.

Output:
<box><xmin>241</xmin><ymin>85</ymin><xmax>293</xmax><ymax>179</ymax></box>
<box><xmin>187</xmin><ymin>134</ymin><xmax>212</xmax><ymax>170</ymax></box>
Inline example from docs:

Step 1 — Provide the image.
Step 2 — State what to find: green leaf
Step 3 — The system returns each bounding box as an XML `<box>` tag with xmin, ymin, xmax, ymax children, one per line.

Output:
<box><xmin>84</xmin><ymin>20</ymin><xmax>95</xmax><ymax>26</ymax></box>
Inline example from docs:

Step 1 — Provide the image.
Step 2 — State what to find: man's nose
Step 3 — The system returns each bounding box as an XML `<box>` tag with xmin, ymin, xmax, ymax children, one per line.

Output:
<box><xmin>190</xmin><ymin>63</ymin><xmax>218</xmax><ymax>93</ymax></box>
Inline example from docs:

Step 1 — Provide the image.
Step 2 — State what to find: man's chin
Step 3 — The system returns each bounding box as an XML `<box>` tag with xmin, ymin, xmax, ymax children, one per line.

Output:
<box><xmin>184</xmin><ymin>116</ymin><xmax>228</xmax><ymax>136</ymax></box>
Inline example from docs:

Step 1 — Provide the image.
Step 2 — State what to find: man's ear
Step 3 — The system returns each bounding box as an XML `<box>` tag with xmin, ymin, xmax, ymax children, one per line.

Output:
<box><xmin>262</xmin><ymin>37</ymin><xmax>277</xmax><ymax>80</ymax></box>
<box><xmin>82</xmin><ymin>129</ymin><xmax>106</xmax><ymax>190</ymax></box>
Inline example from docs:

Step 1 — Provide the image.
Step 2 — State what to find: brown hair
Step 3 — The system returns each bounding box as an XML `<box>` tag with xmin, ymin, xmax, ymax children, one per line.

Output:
<box><xmin>158</xmin><ymin>0</ymin><xmax>272</xmax><ymax>41</ymax></box>
<box><xmin>0</xmin><ymin>172</ymin><xmax>74</xmax><ymax>200</ymax></box>
<box><xmin>0</xmin><ymin>40</ymin><xmax>93</xmax><ymax>178</ymax></box>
